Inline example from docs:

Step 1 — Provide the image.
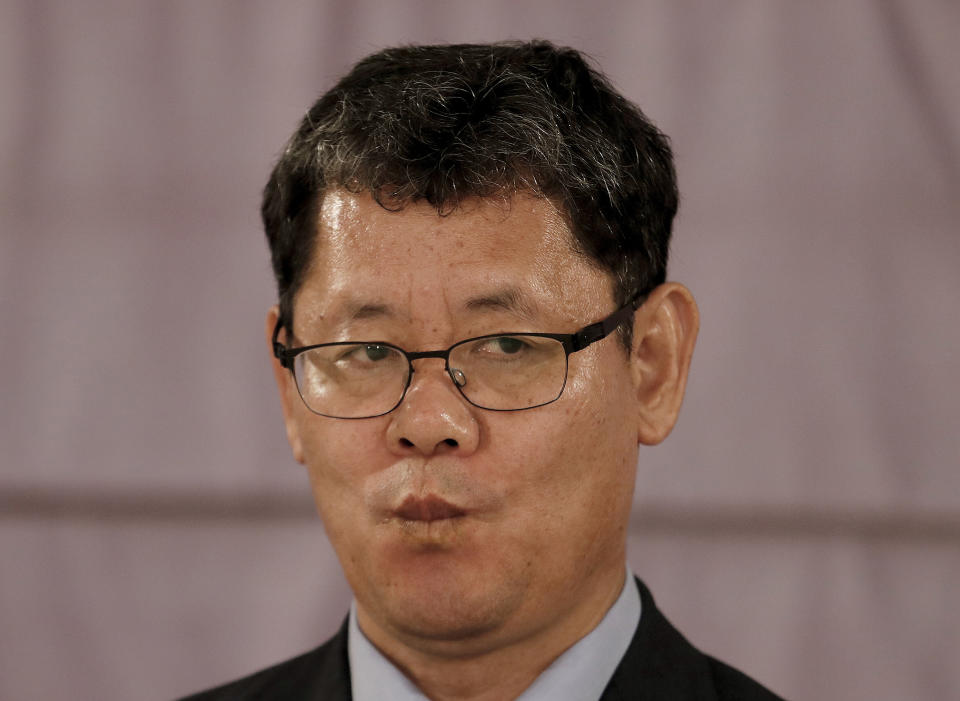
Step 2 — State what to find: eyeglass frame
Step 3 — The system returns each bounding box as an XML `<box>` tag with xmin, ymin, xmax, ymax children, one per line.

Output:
<box><xmin>272</xmin><ymin>292</ymin><xmax>646</xmax><ymax>419</ymax></box>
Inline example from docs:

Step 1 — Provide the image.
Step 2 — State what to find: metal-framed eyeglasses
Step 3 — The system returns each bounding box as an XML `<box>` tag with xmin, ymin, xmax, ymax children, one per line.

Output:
<box><xmin>272</xmin><ymin>293</ymin><xmax>644</xmax><ymax>419</ymax></box>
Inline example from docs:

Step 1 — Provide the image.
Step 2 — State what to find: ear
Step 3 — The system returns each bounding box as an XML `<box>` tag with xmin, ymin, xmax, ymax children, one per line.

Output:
<box><xmin>628</xmin><ymin>283</ymin><xmax>699</xmax><ymax>445</ymax></box>
<box><xmin>266</xmin><ymin>306</ymin><xmax>305</xmax><ymax>464</ymax></box>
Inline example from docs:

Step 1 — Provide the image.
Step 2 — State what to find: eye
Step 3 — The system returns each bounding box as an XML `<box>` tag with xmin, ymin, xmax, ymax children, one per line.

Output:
<box><xmin>332</xmin><ymin>343</ymin><xmax>396</xmax><ymax>367</ymax></box>
<box><xmin>454</xmin><ymin>334</ymin><xmax>560</xmax><ymax>371</ymax></box>
<box><xmin>362</xmin><ymin>344</ymin><xmax>392</xmax><ymax>361</ymax></box>
<box><xmin>493</xmin><ymin>336</ymin><xmax>526</xmax><ymax>354</ymax></box>
<box><xmin>470</xmin><ymin>335</ymin><xmax>530</xmax><ymax>357</ymax></box>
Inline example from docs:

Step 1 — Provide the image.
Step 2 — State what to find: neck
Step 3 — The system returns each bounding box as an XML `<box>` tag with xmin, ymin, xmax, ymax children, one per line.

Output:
<box><xmin>355</xmin><ymin>565</ymin><xmax>627</xmax><ymax>701</ymax></box>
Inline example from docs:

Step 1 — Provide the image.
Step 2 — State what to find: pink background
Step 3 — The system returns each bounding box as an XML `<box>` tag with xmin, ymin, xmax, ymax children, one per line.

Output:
<box><xmin>1</xmin><ymin>2</ymin><xmax>958</xmax><ymax>699</ymax></box>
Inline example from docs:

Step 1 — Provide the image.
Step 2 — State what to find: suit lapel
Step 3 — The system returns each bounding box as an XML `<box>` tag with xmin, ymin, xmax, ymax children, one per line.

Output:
<box><xmin>600</xmin><ymin>578</ymin><xmax>719</xmax><ymax>701</ymax></box>
<box><xmin>307</xmin><ymin>618</ymin><xmax>353</xmax><ymax>700</ymax></box>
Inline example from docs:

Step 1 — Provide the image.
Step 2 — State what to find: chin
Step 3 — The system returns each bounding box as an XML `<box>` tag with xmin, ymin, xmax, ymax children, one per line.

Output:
<box><xmin>364</xmin><ymin>546</ymin><xmax>527</xmax><ymax>645</ymax></box>
<box><xmin>385</xmin><ymin>581</ymin><xmax>519</xmax><ymax>644</ymax></box>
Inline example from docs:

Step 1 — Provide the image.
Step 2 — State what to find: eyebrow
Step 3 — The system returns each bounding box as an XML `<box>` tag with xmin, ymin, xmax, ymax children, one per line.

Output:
<box><xmin>342</xmin><ymin>301</ymin><xmax>396</xmax><ymax>321</ymax></box>
<box><xmin>335</xmin><ymin>288</ymin><xmax>539</xmax><ymax>325</ymax></box>
<box><xmin>463</xmin><ymin>288</ymin><xmax>538</xmax><ymax>321</ymax></box>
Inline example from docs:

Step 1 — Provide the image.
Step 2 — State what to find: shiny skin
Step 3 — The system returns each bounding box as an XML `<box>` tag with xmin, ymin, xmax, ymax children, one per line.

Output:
<box><xmin>272</xmin><ymin>190</ymin><xmax>646</xmax><ymax>666</ymax></box>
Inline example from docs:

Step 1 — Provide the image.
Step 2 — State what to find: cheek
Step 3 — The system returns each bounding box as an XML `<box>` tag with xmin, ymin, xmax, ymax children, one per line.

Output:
<box><xmin>298</xmin><ymin>417</ymin><xmax>390</xmax><ymax>517</ymax></box>
<box><xmin>483</xmin><ymin>406</ymin><xmax>635</xmax><ymax>584</ymax></box>
<box><xmin>490</xmin><ymin>387</ymin><xmax>634</xmax><ymax>519</ymax></box>
<box><xmin>528</xmin><ymin>367</ymin><xmax>637</xmax><ymax>514</ymax></box>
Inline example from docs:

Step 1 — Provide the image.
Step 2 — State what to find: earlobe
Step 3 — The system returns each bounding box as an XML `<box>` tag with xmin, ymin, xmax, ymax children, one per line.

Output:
<box><xmin>628</xmin><ymin>283</ymin><xmax>699</xmax><ymax>445</ymax></box>
<box><xmin>265</xmin><ymin>306</ymin><xmax>306</xmax><ymax>464</ymax></box>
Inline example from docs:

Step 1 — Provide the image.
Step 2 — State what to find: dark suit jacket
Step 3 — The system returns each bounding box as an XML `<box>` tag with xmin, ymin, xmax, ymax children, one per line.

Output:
<box><xmin>181</xmin><ymin>578</ymin><xmax>785</xmax><ymax>700</ymax></box>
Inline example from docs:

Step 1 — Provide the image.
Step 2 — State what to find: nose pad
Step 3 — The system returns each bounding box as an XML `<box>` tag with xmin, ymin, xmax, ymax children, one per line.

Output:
<box><xmin>449</xmin><ymin>367</ymin><xmax>467</xmax><ymax>388</ymax></box>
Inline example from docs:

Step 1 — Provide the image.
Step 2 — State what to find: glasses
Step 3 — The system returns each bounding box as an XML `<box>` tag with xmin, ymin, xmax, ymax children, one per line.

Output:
<box><xmin>272</xmin><ymin>294</ymin><xmax>643</xmax><ymax>419</ymax></box>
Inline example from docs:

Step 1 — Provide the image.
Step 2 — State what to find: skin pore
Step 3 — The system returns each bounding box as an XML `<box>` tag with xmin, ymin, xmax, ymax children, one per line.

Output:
<box><xmin>268</xmin><ymin>190</ymin><xmax>698</xmax><ymax>700</ymax></box>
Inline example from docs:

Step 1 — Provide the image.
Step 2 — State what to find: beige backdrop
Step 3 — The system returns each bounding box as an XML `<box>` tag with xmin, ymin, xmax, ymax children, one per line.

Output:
<box><xmin>1</xmin><ymin>1</ymin><xmax>958</xmax><ymax>699</ymax></box>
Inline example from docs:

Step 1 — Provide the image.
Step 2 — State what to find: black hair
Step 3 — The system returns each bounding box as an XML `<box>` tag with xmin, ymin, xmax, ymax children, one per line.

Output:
<box><xmin>263</xmin><ymin>40</ymin><xmax>678</xmax><ymax>344</ymax></box>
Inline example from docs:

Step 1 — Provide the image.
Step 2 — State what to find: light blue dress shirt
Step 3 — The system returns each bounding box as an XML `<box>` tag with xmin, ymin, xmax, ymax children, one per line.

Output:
<box><xmin>348</xmin><ymin>567</ymin><xmax>641</xmax><ymax>701</ymax></box>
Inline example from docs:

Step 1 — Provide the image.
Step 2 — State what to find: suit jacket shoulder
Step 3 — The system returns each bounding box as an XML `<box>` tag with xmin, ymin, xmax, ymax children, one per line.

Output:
<box><xmin>600</xmin><ymin>578</ymin><xmax>785</xmax><ymax>700</ymax></box>
<box><xmin>177</xmin><ymin>619</ymin><xmax>351</xmax><ymax>701</ymax></box>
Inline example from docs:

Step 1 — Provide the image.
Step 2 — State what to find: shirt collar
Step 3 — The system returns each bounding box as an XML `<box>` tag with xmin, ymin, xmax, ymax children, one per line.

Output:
<box><xmin>348</xmin><ymin>567</ymin><xmax>641</xmax><ymax>701</ymax></box>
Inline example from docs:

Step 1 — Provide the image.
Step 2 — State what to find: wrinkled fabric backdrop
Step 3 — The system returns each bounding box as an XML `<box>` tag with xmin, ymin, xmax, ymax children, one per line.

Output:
<box><xmin>1</xmin><ymin>2</ymin><xmax>957</xmax><ymax>699</ymax></box>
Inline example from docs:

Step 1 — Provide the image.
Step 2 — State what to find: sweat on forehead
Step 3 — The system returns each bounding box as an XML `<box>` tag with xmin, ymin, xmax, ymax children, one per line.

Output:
<box><xmin>311</xmin><ymin>188</ymin><xmax>576</xmax><ymax>259</ymax></box>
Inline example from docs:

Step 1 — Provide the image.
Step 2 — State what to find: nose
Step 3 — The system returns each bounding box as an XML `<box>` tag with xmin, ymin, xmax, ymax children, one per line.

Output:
<box><xmin>385</xmin><ymin>360</ymin><xmax>480</xmax><ymax>457</ymax></box>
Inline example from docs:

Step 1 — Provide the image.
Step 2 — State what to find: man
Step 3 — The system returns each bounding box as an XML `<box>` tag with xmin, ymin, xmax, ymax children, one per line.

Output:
<box><xmin>185</xmin><ymin>41</ymin><xmax>783</xmax><ymax>700</ymax></box>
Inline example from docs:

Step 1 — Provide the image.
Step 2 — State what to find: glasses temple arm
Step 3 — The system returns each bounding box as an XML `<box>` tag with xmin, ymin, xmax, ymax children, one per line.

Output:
<box><xmin>570</xmin><ymin>293</ymin><xmax>645</xmax><ymax>351</ymax></box>
<box><xmin>272</xmin><ymin>318</ymin><xmax>293</xmax><ymax>368</ymax></box>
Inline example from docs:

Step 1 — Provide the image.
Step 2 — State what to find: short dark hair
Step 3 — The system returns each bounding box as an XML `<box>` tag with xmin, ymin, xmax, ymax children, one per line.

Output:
<box><xmin>263</xmin><ymin>40</ymin><xmax>678</xmax><ymax>342</ymax></box>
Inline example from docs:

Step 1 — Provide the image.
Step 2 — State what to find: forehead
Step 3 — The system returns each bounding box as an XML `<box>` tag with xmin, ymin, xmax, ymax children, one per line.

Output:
<box><xmin>315</xmin><ymin>189</ymin><xmax>576</xmax><ymax>264</ymax></box>
<box><xmin>294</xmin><ymin>189</ymin><xmax>612</xmax><ymax>331</ymax></box>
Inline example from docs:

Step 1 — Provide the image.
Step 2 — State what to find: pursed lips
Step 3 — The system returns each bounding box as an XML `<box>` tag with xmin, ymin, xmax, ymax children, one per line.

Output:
<box><xmin>394</xmin><ymin>494</ymin><xmax>467</xmax><ymax>522</ymax></box>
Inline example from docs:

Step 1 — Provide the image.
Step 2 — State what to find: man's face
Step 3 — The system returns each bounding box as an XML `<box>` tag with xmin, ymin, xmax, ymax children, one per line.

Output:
<box><xmin>273</xmin><ymin>190</ymin><xmax>644</xmax><ymax>654</ymax></box>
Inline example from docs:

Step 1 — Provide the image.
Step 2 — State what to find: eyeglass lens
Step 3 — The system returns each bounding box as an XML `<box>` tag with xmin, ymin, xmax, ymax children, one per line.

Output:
<box><xmin>293</xmin><ymin>335</ymin><xmax>568</xmax><ymax>418</ymax></box>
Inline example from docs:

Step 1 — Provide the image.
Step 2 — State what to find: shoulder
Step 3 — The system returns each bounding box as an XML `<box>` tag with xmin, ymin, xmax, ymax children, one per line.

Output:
<box><xmin>177</xmin><ymin>620</ymin><xmax>351</xmax><ymax>701</ymax></box>
<box><xmin>601</xmin><ymin>578</ymin><xmax>786</xmax><ymax>700</ymax></box>
<box><xmin>706</xmin><ymin>656</ymin><xmax>786</xmax><ymax>701</ymax></box>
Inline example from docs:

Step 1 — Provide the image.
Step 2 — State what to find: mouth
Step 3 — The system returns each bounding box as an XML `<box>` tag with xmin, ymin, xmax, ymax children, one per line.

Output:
<box><xmin>393</xmin><ymin>494</ymin><xmax>468</xmax><ymax>522</ymax></box>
